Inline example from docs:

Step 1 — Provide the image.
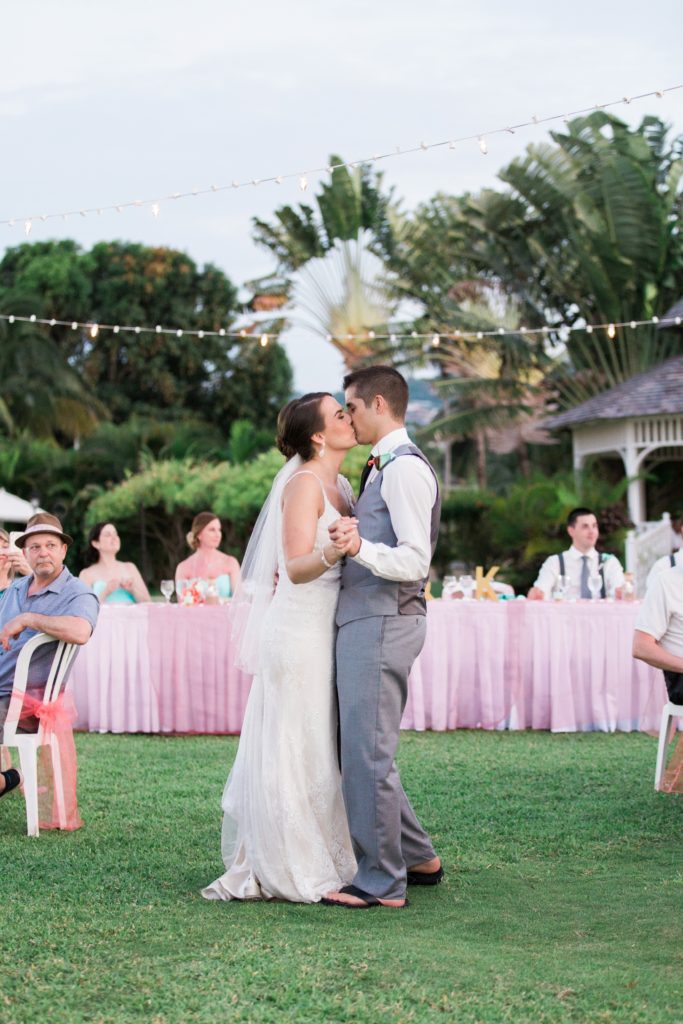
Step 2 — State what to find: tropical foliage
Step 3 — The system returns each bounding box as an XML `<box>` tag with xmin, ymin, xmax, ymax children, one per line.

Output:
<box><xmin>0</xmin><ymin>240</ymin><xmax>292</xmax><ymax>430</ymax></box>
<box><xmin>252</xmin><ymin>156</ymin><xmax>401</xmax><ymax>365</ymax></box>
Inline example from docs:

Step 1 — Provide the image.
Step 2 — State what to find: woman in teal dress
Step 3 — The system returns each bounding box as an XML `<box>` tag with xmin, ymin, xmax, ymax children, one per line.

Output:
<box><xmin>79</xmin><ymin>522</ymin><xmax>151</xmax><ymax>604</ymax></box>
<box><xmin>175</xmin><ymin>512</ymin><xmax>240</xmax><ymax>600</ymax></box>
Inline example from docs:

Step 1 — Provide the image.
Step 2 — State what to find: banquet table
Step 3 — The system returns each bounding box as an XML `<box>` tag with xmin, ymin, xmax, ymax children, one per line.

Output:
<box><xmin>69</xmin><ymin>600</ymin><xmax>668</xmax><ymax>735</ymax></box>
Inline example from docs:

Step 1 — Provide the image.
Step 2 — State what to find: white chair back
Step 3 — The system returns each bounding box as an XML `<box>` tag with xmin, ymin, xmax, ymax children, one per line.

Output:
<box><xmin>3</xmin><ymin>633</ymin><xmax>79</xmax><ymax>744</ymax></box>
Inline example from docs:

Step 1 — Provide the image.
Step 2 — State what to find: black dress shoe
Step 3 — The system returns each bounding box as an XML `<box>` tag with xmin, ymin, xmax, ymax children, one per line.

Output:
<box><xmin>0</xmin><ymin>769</ymin><xmax>21</xmax><ymax>798</ymax></box>
<box><xmin>406</xmin><ymin>865</ymin><xmax>444</xmax><ymax>886</ymax></box>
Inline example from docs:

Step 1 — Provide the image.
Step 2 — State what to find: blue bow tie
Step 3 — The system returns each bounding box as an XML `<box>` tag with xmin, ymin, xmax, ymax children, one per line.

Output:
<box><xmin>367</xmin><ymin>452</ymin><xmax>396</xmax><ymax>471</ymax></box>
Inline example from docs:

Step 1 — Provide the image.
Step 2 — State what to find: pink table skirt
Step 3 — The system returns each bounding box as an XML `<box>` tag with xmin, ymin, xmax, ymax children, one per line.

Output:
<box><xmin>70</xmin><ymin>605</ymin><xmax>252</xmax><ymax>734</ymax></box>
<box><xmin>403</xmin><ymin>600</ymin><xmax>667</xmax><ymax>732</ymax></box>
<box><xmin>69</xmin><ymin>600</ymin><xmax>667</xmax><ymax>734</ymax></box>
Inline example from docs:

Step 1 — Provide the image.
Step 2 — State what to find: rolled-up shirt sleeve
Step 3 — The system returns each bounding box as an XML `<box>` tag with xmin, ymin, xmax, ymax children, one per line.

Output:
<box><xmin>635</xmin><ymin>576</ymin><xmax>669</xmax><ymax>641</ymax></box>
<box><xmin>352</xmin><ymin>457</ymin><xmax>436</xmax><ymax>582</ymax></box>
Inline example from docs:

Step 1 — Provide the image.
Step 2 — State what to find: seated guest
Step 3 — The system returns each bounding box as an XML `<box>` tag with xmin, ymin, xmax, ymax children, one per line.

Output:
<box><xmin>175</xmin><ymin>512</ymin><xmax>240</xmax><ymax>599</ymax></box>
<box><xmin>633</xmin><ymin>563</ymin><xmax>683</xmax><ymax>707</ymax></box>
<box><xmin>645</xmin><ymin>514</ymin><xmax>683</xmax><ymax>591</ymax></box>
<box><xmin>528</xmin><ymin>507</ymin><xmax>625</xmax><ymax>600</ymax></box>
<box><xmin>0</xmin><ymin>528</ymin><xmax>31</xmax><ymax>601</ymax></box>
<box><xmin>0</xmin><ymin>513</ymin><xmax>99</xmax><ymax>799</ymax></box>
<box><xmin>79</xmin><ymin>522</ymin><xmax>151</xmax><ymax>604</ymax></box>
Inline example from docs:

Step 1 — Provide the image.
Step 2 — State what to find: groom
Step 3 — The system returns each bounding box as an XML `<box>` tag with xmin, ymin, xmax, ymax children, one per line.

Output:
<box><xmin>323</xmin><ymin>365</ymin><xmax>442</xmax><ymax>909</ymax></box>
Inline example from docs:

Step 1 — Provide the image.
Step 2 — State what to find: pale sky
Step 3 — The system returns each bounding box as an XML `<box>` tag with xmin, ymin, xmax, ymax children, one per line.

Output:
<box><xmin>2</xmin><ymin>0</ymin><xmax>682</xmax><ymax>391</ymax></box>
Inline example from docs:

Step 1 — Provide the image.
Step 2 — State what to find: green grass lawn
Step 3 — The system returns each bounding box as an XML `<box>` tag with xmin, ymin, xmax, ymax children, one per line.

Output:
<box><xmin>2</xmin><ymin>731</ymin><xmax>681</xmax><ymax>1024</ymax></box>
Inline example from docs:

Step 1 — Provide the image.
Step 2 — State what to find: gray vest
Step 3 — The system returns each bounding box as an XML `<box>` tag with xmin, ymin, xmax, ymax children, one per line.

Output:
<box><xmin>336</xmin><ymin>443</ymin><xmax>441</xmax><ymax>626</ymax></box>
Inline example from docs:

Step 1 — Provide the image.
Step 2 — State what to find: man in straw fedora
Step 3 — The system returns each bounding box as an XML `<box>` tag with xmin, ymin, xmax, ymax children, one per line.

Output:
<box><xmin>0</xmin><ymin>513</ymin><xmax>99</xmax><ymax>799</ymax></box>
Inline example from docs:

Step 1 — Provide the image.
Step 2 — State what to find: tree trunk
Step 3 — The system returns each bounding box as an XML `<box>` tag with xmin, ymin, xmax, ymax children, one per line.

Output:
<box><xmin>475</xmin><ymin>430</ymin><xmax>487</xmax><ymax>489</ymax></box>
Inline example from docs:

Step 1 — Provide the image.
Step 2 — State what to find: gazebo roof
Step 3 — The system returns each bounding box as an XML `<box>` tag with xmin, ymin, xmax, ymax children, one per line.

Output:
<box><xmin>661</xmin><ymin>297</ymin><xmax>683</xmax><ymax>324</ymax></box>
<box><xmin>545</xmin><ymin>355</ymin><xmax>683</xmax><ymax>430</ymax></box>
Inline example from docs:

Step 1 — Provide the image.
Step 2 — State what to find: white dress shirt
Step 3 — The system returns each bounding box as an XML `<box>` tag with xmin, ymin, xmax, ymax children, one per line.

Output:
<box><xmin>645</xmin><ymin>549</ymin><xmax>683</xmax><ymax>592</ymax></box>
<box><xmin>352</xmin><ymin>427</ymin><xmax>437</xmax><ymax>583</ymax></box>
<box><xmin>533</xmin><ymin>545</ymin><xmax>625</xmax><ymax>598</ymax></box>
<box><xmin>636</xmin><ymin>565</ymin><xmax>683</xmax><ymax>661</ymax></box>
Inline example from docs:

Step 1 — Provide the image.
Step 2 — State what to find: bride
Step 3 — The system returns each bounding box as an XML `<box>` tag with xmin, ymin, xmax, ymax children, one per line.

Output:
<box><xmin>202</xmin><ymin>392</ymin><xmax>359</xmax><ymax>902</ymax></box>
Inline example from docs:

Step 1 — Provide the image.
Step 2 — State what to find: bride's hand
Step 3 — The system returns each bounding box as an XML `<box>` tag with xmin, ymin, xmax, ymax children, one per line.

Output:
<box><xmin>328</xmin><ymin>516</ymin><xmax>358</xmax><ymax>544</ymax></box>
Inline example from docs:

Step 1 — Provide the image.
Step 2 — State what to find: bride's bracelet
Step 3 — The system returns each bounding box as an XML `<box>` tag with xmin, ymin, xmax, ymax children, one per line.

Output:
<box><xmin>320</xmin><ymin>547</ymin><xmax>335</xmax><ymax>570</ymax></box>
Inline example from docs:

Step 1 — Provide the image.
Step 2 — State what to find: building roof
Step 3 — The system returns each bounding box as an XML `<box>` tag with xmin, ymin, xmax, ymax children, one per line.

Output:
<box><xmin>661</xmin><ymin>297</ymin><xmax>683</xmax><ymax>324</ymax></box>
<box><xmin>545</xmin><ymin>354</ymin><xmax>683</xmax><ymax>430</ymax></box>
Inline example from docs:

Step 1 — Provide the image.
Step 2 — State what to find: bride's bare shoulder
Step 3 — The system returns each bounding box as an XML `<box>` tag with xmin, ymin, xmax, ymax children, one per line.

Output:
<box><xmin>282</xmin><ymin>471</ymin><xmax>324</xmax><ymax>511</ymax></box>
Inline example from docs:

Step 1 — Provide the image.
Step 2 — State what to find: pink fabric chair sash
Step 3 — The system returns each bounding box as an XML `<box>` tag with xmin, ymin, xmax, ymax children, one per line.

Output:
<box><xmin>20</xmin><ymin>692</ymin><xmax>83</xmax><ymax>831</ymax></box>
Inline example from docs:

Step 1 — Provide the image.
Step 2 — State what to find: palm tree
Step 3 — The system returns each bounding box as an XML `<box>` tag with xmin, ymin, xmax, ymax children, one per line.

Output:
<box><xmin>0</xmin><ymin>294</ymin><xmax>103</xmax><ymax>440</ymax></box>
<box><xmin>392</xmin><ymin>113</ymin><xmax>683</xmax><ymax>406</ymax></box>
<box><xmin>252</xmin><ymin>156</ymin><xmax>400</xmax><ymax>367</ymax></box>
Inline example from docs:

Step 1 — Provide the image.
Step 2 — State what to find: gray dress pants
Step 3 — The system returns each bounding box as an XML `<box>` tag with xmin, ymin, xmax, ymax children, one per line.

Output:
<box><xmin>336</xmin><ymin>613</ymin><xmax>436</xmax><ymax>900</ymax></box>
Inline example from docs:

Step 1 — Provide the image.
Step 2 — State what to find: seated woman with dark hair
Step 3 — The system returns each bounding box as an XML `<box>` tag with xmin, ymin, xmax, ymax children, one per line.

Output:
<box><xmin>175</xmin><ymin>512</ymin><xmax>240</xmax><ymax>599</ymax></box>
<box><xmin>0</xmin><ymin>528</ymin><xmax>31</xmax><ymax>601</ymax></box>
<box><xmin>79</xmin><ymin>522</ymin><xmax>151</xmax><ymax>604</ymax></box>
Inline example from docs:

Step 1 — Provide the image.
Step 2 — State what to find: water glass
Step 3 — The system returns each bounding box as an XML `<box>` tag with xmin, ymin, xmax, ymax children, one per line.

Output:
<box><xmin>587</xmin><ymin>573</ymin><xmax>602</xmax><ymax>600</ymax></box>
<box><xmin>458</xmin><ymin>574</ymin><xmax>475</xmax><ymax>601</ymax></box>
<box><xmin>160</xmin><ymin>579</ymin><xmax>174</xmax><ymax>603</ymax></box>
<box><xmin>552</xmin><ymin>574</ymin><xmax>569</xmax><ymax>601</ymax></box>
<box><xmin>442</xmin><ymin>575</ymin><xmax>458</xmax><ymax>599</ymax></box>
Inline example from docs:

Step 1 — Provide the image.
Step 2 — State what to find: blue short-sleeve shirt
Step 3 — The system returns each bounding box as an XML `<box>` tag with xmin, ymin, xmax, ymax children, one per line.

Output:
<box><xmin>0</xmin><ymin>567</ymin><xmax>100</xmax><ymax>698</ymax></box>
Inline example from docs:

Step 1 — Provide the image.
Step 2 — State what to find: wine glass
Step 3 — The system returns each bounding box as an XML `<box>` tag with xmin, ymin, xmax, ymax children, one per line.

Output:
<box><xmin>458</xmin><ymin>574</ymin><xmax>475</xmax><ymax>601</ymax></box>
<box><xmin>442</xmin><ymin>575</ymin><xmax>458</xmax><ymax>599</ymax></box>
<box><xmin>160</xmin><ymin>579</ymin><xmax>174</xmax><ymax>603</ymax></box>
<box><xmin>552</xmin><ymin>574</ymin><xmax>569</xmax><ymax>601</ymax></box>
<box><xmin>587</xmin><ymin>573</ymin><xmax>602</xmax><ymax>601</ymax></box>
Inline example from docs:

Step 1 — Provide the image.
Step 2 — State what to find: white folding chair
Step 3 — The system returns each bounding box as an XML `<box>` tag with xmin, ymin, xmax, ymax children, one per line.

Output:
<box><xmin>654</xmin><ymin>701</ymin><xmax>683</xmax><ymax>791</ymax></box>
<box><xmin>2</xmin><ymin>633</ymin><xmax>79</xmax><ymax>836</ymax></box>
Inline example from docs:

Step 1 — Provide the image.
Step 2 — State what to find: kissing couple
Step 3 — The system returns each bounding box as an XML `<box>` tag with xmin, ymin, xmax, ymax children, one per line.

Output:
<box><xmin>202</xmin><ymin>365</ymin><xmax>443</xmax><ymax>909</ymax></box>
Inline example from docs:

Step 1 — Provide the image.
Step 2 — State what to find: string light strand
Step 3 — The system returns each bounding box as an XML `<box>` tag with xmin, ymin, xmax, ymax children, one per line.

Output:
<box><xmin>0</xmin><ymin>313</ymin><xmax>679</xmax><ymax>344</ymax></box>
<box><xmin>2</xmin><ymin>85</ymin><xmax>681</xmax><ymax>233</ymax></box>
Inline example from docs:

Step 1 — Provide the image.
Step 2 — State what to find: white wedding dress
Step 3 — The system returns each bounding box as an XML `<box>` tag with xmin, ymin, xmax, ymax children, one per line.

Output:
<box><xmin>202</xmin><ymin>474</ymin><xmax>357</xmax><ymax>903</ymax></box>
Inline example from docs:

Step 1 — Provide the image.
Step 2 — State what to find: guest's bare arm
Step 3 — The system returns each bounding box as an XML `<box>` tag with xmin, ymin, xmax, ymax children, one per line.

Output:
<box><xmin>0</xmin><ymin>613</ymin><xmax>93</xmax><ymax>650</ymax></box>
<box><xmin>126</xmin><ymin>564</ymin><xmax>151</xmax><ymax>603</ymax></box>
<box><xmin>632</xmin><ymin>630</ymin><xmax>683</xmax><ymax>673</ymax></box>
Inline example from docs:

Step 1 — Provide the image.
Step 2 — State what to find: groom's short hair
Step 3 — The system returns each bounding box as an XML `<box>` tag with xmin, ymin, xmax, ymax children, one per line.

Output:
<box><xmin>343</xmin><ymin>366</ymin><xmax>409</xmax><ymax>420</ymax></box>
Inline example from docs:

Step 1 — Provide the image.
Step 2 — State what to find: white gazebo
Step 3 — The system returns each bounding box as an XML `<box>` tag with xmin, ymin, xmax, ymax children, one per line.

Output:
<box><xmin>545</xmin><ymin>355</ymin><xmax>683</xmax><ymax>590</ymax></box>
<box><xmin>0</xmin><ymin>488</ymin><xmax>39</xmax><ymax>524</ymax></box>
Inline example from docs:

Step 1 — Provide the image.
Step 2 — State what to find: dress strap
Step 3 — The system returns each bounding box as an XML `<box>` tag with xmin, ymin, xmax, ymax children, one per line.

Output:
<box><xmin>283</xmin><ymin>470</ymin><xmax>327</xmax><ymax>501</ymax></box>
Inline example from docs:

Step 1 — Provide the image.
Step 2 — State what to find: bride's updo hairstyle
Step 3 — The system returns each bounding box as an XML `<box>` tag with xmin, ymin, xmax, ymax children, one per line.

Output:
<box><xmin>187</xmin><ymin>511</ymin><xmax>219</xmax><ymax>551</ymax></box>
<box><xmin>277</xmin><ymin>392</ymin><xmax>331</xmax><ymax>461</ymax></box>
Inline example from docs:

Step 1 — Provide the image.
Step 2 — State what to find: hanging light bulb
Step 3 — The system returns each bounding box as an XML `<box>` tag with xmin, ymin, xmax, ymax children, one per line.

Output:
<box><xmin>299</xmin><ymin>176</ymin><xmax>308</xmax><ymax>191</ymax></box>
<box><xmin>260</xmin><ymin>334</ymin><xmax>269</xmax><ymax>347</ymax></box>
<box><xmin>431</xmin><ymin>334</ymin><xmax>440</xmax><ymax>347</ymax></box>
<box><xmin>90</xmin><ymin>323</ymin><xmax>99</xmax><ymax>339</ymax></box>
<box><xmin>478</xmin><ymin>136</ymin><xmax>488</xmax><ymax>155</ymax></box>
<box><xmin>607</xmin><ymin>323</ymin><xmax>616</xmax><ymax>339</ymax></box>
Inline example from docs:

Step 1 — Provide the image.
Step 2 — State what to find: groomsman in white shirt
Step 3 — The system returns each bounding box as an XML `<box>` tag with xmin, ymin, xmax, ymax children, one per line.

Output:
<box><xmin>645</xmin><ymin>515</ymin><xmax>683</xmax><ymax>590</ymax></box>
<box><xmin>527</xmin><ymin>507</ymin><xmax>625</xmax><ymax>600</ymax></box>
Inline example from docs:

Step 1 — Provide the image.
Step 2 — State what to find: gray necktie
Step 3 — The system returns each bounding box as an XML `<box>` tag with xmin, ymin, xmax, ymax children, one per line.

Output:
<box><xmin>580</xmin><ymin>555</ymin><xmax>590</xmax><ymax>598</ymax></box>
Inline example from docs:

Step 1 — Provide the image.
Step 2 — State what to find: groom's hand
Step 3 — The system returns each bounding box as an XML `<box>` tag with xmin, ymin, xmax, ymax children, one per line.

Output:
<box><xmin>328</xmin><ymin>517</ymin><xmax>361</xmax><ymax>558</ymax></box>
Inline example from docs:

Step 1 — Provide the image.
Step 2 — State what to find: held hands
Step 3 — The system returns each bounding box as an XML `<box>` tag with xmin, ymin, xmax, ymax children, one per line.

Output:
<box><xmin>328</xmin><ymin>516</ymin><xmax>361</xmax><ymax>558</ymax></box>
<box><xmin>105</xmin><ymin>578</ymin><xmax>134</xmax><ymax>596</ymax></box>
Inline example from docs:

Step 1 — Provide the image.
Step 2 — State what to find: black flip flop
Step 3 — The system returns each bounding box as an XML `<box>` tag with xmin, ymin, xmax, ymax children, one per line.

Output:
<box><xmin>321</xmin><ymin>884</ymin><xmax>409</xmax><ymax>909</ymax></box>
<box><xmin>0</xmin><ymin>769</ymin><xmax>21</xmax><ymax>798</ymax></box>
<box><xmin>406</xmin><ymin>865</ymin><xmax>444</xmax><ymax>886</ymax></box>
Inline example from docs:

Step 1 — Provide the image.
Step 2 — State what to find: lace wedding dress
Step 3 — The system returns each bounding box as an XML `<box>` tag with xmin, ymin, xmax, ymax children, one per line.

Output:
<box><xmin>202</xmin><ymin>474</ymin><xmax>356</xmax><ymax>902</ymax></box>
